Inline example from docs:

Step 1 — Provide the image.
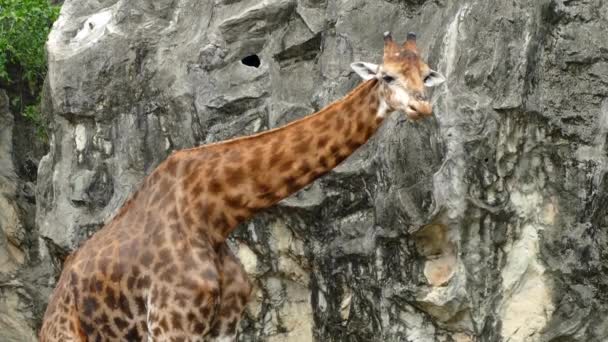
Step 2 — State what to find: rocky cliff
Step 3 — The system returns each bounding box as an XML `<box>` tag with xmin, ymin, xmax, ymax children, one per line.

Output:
<box><xmin>2</xmin><ymin>0</ymin><xmax>606</xmax><ymax>340</ymax></box>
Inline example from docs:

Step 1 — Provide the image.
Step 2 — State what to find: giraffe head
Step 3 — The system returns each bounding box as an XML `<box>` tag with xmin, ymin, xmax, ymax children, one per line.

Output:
<box><xmin>351</xmin><ymin>32</ymin><xmax>445</xmax><ymax>120</ymax></box>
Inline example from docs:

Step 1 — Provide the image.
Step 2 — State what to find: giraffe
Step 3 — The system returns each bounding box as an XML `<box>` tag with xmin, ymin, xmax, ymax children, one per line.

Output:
<box><xmin>39</xmin><ymin>31</ymin><xmax>445</xmax><ymax>342</ymax></box>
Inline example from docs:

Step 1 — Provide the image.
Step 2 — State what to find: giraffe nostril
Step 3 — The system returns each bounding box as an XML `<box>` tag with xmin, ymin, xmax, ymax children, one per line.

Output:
<box><xmin>414</xmin><ymin>93</ymin><xmax>427</xmax><ymax>101</ymax></box>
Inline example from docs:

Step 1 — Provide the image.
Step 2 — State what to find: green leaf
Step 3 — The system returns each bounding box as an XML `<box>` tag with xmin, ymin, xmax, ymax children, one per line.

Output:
<box><xmin>0</xmin><ymin>0</ymin><xmax>57</xmax><ymax>141</ymax></box>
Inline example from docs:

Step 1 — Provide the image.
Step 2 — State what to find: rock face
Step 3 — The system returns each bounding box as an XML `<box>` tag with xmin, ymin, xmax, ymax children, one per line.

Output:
<box><xmin>29</xmin><ymin>0</ymin><xmax>608</xmax><ymax>341</ymax></box>
<box><xmin>0</xmin><ymin>88</ymin><xmax>54</xmax><ymax>340</ymax></box>
<box><xmin>0</xmin><ymin>90</ymin><xmax>36</xmax><ymax>342</ymax></box>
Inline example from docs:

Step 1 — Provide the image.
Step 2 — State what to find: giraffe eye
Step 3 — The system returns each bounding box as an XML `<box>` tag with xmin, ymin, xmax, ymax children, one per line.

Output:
<box><xmin>382</xmin><ymin>75</ymin><xmax>394</xmax><ymax>83</ymax></box>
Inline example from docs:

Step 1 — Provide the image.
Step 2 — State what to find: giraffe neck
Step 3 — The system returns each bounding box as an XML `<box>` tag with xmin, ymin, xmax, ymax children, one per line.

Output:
<box><xmin>139</xmin><ymin>79</ymin><xmax>385</xmax><ymax>246</ymax></box>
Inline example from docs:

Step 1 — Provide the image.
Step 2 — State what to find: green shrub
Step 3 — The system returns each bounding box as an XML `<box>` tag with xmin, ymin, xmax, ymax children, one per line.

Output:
<box><xmin>0</xmin><ymin>0</ymin><xmax>60</xmax><ymax>140</ymax></box>
<box><xmin>0</xmin><ymin>0</ymin><xmax>60</xmax><ymax>84</ymax></box>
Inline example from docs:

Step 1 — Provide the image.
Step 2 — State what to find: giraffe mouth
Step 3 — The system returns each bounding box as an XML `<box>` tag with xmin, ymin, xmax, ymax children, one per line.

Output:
<box><xmin>405</xmin><ymin>102</ymin><xmax>432</xmax><ymax>120</ymax></box>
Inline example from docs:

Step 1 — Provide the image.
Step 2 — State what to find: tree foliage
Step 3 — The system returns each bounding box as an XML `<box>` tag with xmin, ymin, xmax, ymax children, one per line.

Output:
<box><xmin>0</xmin><ymin>0</ymin><xmax>60</xmax><ymax>140</ymax></box>
<box><xmin>0</xmin><ymin>0</ymin><xmax>60</xmax><ymax>84</ymax></box>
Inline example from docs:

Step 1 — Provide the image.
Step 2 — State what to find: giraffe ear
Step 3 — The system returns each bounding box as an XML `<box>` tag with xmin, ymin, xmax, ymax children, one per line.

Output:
<box><xmin>351</xmin><ymin>62</ymin><xmax>379</xmax><ymax>80</ymax></box>
<box><xmin>424</xmin><ymin>70</ymin><xmax>446</xmax><ymax>87</ymax></box>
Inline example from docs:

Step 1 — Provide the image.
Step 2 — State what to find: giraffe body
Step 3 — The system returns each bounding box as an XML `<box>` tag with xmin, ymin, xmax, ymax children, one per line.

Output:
<box><xmin>40</xmin><ymin>32</ymin><xmax>444</xmax><ymax>341</ymax></box>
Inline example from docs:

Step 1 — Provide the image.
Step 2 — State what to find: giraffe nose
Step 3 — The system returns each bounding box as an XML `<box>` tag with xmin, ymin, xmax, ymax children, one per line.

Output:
<box><xmin>413</xmin><ymin>91</ymin><xmax>428</xmax><ymax>102</ymax></box>
<box><xmin>406</xmin><ymin>101</ymin><xmax>433</xmax><ymax>119</ymax></box>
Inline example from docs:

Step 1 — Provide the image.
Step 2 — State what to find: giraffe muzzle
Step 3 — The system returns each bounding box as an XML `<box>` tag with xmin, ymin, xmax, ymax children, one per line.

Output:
<box><xmin>405</xmin><ymin>101</ymin><xmax>433</xmax><ymax>120</ymax></box>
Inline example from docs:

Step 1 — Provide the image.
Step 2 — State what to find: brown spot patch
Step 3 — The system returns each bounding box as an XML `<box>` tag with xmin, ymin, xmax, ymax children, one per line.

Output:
<box><xmin>139</xmin><ymin>251</ymin><xmax>154</xmax><ymax>268</ymax></box>
<box><xmin>175</xmin><ymin>292</ymin><xmax>189</xmax><ymax>306</ymax></box>
<box><xmin>279</xmin><ymin>160</ymin><xmax>294</xmax><ymax>172</ymax></box>
<box><xmin>225</xmin><ymin>166</ymin><xmax>245</xmax><ymax>185</ymax></box>
<box><xmin>134</xmin><ymin>296</ymin><xmax>146</xmax><ymax>315</ymax></box>
<box><xmin>259</xmin><ymin>191</ymin><xmax>279</xmax><ymax>203</ymax></box>
<box><xmin>292</xmin><ymin>128</ymin><xmax>307</xmax><ymax>141</ymax></box>
<box><xmin>268</xmin><ymin>151</ymin><xmax>284</xmax><ymax>167</ymax></box>
<box><xmin>136</xmin><ymin>275</ymin><xmax>151</xmax><ymax>289</ymax></box>
<box><xmin>247</xmin><ymin>156</ymin><xmax>262</xmax><ymax>172</ymax></box>
<box><xmin>152</xmin><ymin>327</ymin><xmax>162</xmax><ymax>336</ymax></box>
<box><xmin>149</xmin><ymin>172</ymin><xmax>161</xmax><ymax>185</ymax></box>
<box><xmin>113</xmin><ymin>317</ymin><xmax>129</xmax><ymax>330</ymax></box>
<box><xmin>193</xmin><ymin>292</ymin><xmax>207</xmax><ymax>308</ymax></box>
<box><xmin>298</xmin><ymin>161</ymin><xmax>311</xmax><ymax>175</ymax></box>
<box><xmin>194</xmin><ymin>322</ymin><xmax>207</xmax><ymax>334</ymax></box>
<box><xmin>69</xmin><ymin>271</ymin><xmax>79</xmax><ymax>285</ymax></box>
<box><xmin>317</xmin><ymin>136</ymin><xmax>329</xmax><ymax>149</ymax></box>
<box><xmin>97</xmin><ymin>257</ymin><xmax>111</xmax><ymax>276</ymax></box>
<box><xmin>200</xmin><ymin>306</ymin><xmax>211</xmax><ymax>318</ymax></box>
<box><xmin>284</xmin><ymin>176</ymin><xmax>299</xmax><ymax>193</ymax></box>
<box><xmin>212</xmin><ymin>213</ymin><xmax>230</xmax><ymax>232</ymax></box>
<box><xmin>166</xmin><ymin>157</ymin><xmax>178</xmax><ymax>177</ymax></box>
<box><xmin>89</xmin><ymin>277</ymin><xmax>103</xmax><ymax>293</ymax></box>
<box><xmin>335</xmin><ymin>151</ymin><xmax>348</xmax><ymax>164</ymax></box>
<box><xmin>158</xmin><ymin>178</ymin><xmax>171</xmax><ymax>194</ymax></box>
<box><xmin>102</xmin><ymin>323</ymin><xmax>118</xmax><ymax>338</ymax></box>
<box><xmin>312</xmin><ymin>118</ymin><xmax>325</xmax><ymax>128</ymax></box>
<box><xmin>124</xmin><ymin>326</ymin><xmax>141</xmax><ymax>340</ymax></box>
<box><xmin>319</xmin><ymin>156</ymin><xmax>329</xmax><ymax>168</ymax></box>
<box><xmin>252</xmin><ymin>146</ymin><xmax>264</xmax><ymax>158</ymax></box>
<box><xmin>202</xmin><ymin>268</ymin><xmax>218</xmax><ymax>281</ymax></box>
<box><xmin>81</xmin><ymin>321</ymin><xmax>95</xmax><ymax>335</ymax></box>
<box><xmin>293</xmin><ymin>141</ymin><xmax>309</xmax><ymax>154</ymax></box>
<box><xmin>168</xmin><ymin>207</ymin><xmax>179</xmax><ymax>220</ymax></box>
<box><xmin>190</xmin><ymin>182</ymin><xmax>204</xmax><ymax>198</ymax></box>
<box><xmin>340</xmin><ymin>121</ymin><xmax>351</xmax><ymax>136</ymax></box>
<box><xmin>160</xmin><ymin>264</ymin><xmax>178</xmax><ymax>283</ymax></box>
<box><xmin>208</xmin><ymin>180</ymin><xmax>223</xmax><ymax>194</ymax></box>
<box><xmin>171</xmin><ymin>311</ymin><xmax>183</xmax><ymax>330</ymax></box>
<box><xmin>356</xmin><ymin>121</ymin><xmax>365</xmax><ymax>133</ymax></box>
<box><xmin>198</xmin><ymin>201</ymin><xmax>216</xmax><ymax>222</ymax></box>
<box><xmin>239</xmin><ymin>292</ymin><xmax>250</xmax><ymax>306</ymax></box>
<box><xmin>226</xmin><ymin>150</ymin><xmax>241</xmax><ymax>163</ymax></box>
<box><xmin>110</xmin><ymin>263</ymin><xmax>125</xmax><ymax>283</ymax></box>
<box><xmin>184</xmin><ymin>160</ymin><xmax>198</xmax><ymax>175</ymax></box>
<box><xmin>82</xmin><ymin>296</ymin><xmax>98</xmax><ymax>316</ymax></box>
<box><xmin>158</xmin><ymin>249</ymin><xmax>173</xmax><ymax>266</ymax></box>
<box><xmin>257</xmin><ymin>183</ymin><xmax>271</xmax><ymax>194</ymax></box>
<box><xmin>225</xmin><ymin>194</ymin><xmax>244</xmax><ymax>208</ymax></box>
<box><xmin>183</xmin><ymin>211</ymin><xmax>195</xmax><ymax>227</ymax></box>
<box><xmin>329</xmin><ymin>144</ymin><xmax>340</xmax><ymax>155</ymax></box>
<box><xmin>127</xmin><ymin>274</ymin><xmax>137</xmax><ymax>290</ymax></box>
<box><xmin>335</xmin><ymin>116</ymin><xmax>345</xmax><ymax>130</ymax></box>
<box><xmin>159</xmin><ymin>316</ymin><xmax>169</xmax><ymax>330</ymax></box>
<box><xmin>118</xmin><ymin>292</ymin><xmax>134</xmax><ymax>319</ymax></box>
<box><xmin>104</xmin><ymin>287</ymin><xmax>117</xmax><ymax>309</ymax></box>
<box><xmin>346</xmin><ymin>139</ymin><xmax>360</xmax><ymax>150</ymax></box>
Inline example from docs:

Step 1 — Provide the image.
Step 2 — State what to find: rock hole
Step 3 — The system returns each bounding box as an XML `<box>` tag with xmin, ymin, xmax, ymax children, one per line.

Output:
<box><xmin>241</xmin><ymin>54</ymin><xmax>261</xmax><ymax>68</ymax></box>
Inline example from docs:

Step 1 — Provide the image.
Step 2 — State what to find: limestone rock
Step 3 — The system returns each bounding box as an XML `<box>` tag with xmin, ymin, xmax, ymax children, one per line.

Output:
<box><xmin>0</xmin><ymin>282</ymin><xmax>38</xmax><ymax>342</ymax></box>
<box><xmin>25</xmin><ymin>0</ymin><xmax>608</xmax><ymax>341</ymax></box>
<box><xmin>0</xmin><ymin>90</ymin><xmax>25</xmax><ymax>274</ymax></box>
<box><xmin>0</xmin><ymin>89</ymin><xmax>54</xmax><ymax>341</ymax></box>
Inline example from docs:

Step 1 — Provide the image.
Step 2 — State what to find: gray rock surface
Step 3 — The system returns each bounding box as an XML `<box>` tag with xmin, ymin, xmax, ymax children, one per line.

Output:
<box><xmin>20</xmin><ymin>0</ymin><xmax>608</xmax><ymax>341</ymax></box>
<box><xmin>0</xmin><ymin>89</ymin><xmax>54</xmax><ymax>340</ymax></box>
